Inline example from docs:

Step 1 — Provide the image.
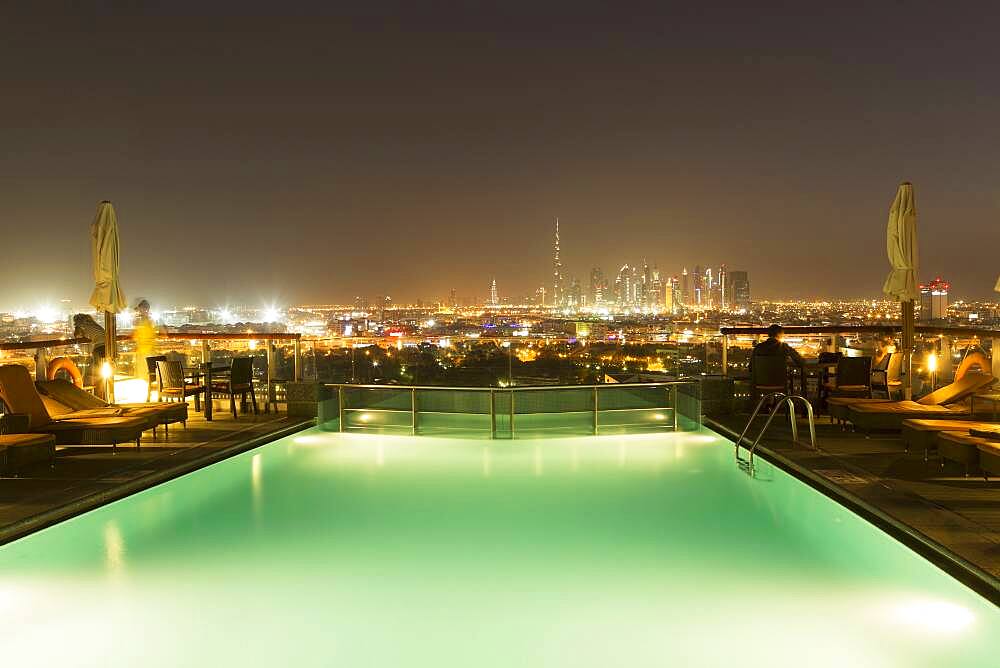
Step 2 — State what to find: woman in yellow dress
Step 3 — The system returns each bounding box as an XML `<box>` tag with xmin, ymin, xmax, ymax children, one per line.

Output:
<box><xmin>132</xmin><ymin>299</ymin><xmax>158</xmax><ymax>378</ymax></box>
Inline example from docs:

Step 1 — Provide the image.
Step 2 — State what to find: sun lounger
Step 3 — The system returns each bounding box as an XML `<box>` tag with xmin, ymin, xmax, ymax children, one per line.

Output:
<box><xmin>37</xmin><ymin>378</ymin><xmax>187</xmax><ymax>437</ymax></box>
<box><xmin>0</xmin><ymin>365</ymin><xmax>146</xmax><ymax>449</ymax></box>
<box><xmin>845</xmin><ymin>372</ymin><xmax>997</xmax><ymax>432</ymax></box>
<box><xmin>0</xmin><ymin>414</ymin><xmax>56</xmax><ymax>473</ymax></box>
<box><xmin>830</xmin><ymin>370</ymin><xmax>997</xmax><ymax>424</ymax></box>
<box><xmin>934</xmin><ymin>431</ymin><xmax>999</xmax><ymax>477</ymax></box>
<box><xmin>901</xmin><ymin>419</ymin><xmax>1000</xmax><ymax>460</ymax></box>
<box><xmin>970</xmin><ymin>430</ymin><xmax>1000</xmax><ymax>479</ymax></box>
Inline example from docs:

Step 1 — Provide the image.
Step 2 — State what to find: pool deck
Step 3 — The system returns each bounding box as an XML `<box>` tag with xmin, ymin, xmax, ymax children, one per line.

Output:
<box><xmin>0</xmin><ymin>409</ymin><xmax>313</xmax><ymax>544</ymax></box>
<box><xmin>707</xmin><ymin>411</ymin><xmax>1000</xmax><ymax>598</ymax></box>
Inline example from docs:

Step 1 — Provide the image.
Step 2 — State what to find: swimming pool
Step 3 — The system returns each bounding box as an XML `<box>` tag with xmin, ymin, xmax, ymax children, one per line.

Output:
<box><xmin>2</xmin><ymin>427</ymin><xmax>997</xmax><ymax>666</ymax></box>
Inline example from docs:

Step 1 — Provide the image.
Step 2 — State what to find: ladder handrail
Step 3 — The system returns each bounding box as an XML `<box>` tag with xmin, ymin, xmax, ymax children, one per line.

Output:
<box><xmin>736</xmin><ymin>393</ymin><xmax>817</xmax><ymax>471</ymax></box>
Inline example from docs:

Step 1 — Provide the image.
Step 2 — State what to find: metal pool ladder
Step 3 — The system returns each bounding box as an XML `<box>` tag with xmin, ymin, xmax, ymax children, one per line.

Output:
<box><xmin>735</xmin><ymin>392</ymin><xmax>817</xmax><ymax>472</ymax></box>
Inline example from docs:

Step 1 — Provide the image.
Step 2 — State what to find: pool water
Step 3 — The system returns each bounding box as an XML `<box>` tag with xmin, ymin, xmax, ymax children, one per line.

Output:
<box><xmin>1</xmin><ymin>428</ymin><xmax>997</xmax><ymax>667</ymax></box>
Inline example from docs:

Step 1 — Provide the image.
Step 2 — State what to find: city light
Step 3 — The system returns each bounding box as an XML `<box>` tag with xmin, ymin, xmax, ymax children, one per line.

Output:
<box><xmin>262</xmin><ymin>305</ymin><xmax>282</xmax><ymax>323</ymax></box>
<box><xmin>33</xmin><ymin>304</ymin><xmax>59</xmax><ymax>324</ymax></box>
<box><xmin>927</xmin><ymin>353</ymin><xmax>938</xmax><ymax>373</ymax></box>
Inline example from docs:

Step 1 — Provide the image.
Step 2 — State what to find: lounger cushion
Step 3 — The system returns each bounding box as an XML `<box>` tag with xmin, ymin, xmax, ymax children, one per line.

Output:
<box><xmin>916</xmin><ymin>372</ymin><xmax>996</xmax><ymax>406</ymax></box>
<box><xmin>0</xmin><ymin>365</ymin><xmax>54</xmax><ymax>430</ymax></box>
<box><xmin>827</xmin><ymin>397</ymin><xmax>892</xmax><ymax>420</ymax></box>
<box><xmin>848</xmin><ymin>402</ymin><xmax>971</xmax><ymax>432</ymax></box>
<box><xmin>850</xmin><ymin>401</ymin><xmax>969</xmax><ymax>415</ymax></box>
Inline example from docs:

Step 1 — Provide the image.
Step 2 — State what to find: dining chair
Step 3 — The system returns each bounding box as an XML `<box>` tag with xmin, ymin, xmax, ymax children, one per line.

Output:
<box><xmin>156</xmin><ymin>360</ymin><xmax>206</xmax><ymax>408</ymax></box>
<box><xmin>211</xmin><ymin>357</ymin><xmax>258</xmax><ymax>418</ymax></box>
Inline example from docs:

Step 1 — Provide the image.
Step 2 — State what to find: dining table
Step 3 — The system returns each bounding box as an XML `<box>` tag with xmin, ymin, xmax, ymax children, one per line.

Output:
<box><xmin>184</xmin><ymin>362</ymin><xmax>230</xmax><ymax>421</ymax></box>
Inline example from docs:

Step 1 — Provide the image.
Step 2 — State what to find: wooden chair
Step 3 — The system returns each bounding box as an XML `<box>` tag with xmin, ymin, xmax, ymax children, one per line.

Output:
<box><xmin>145</xmin><ymin>355</ymin><xmax>167</xmax><ymax>402</ymax></box>
<box><xmin>825</xmin><ymin>356</ymin><xmax>873</xmax><ymax>398</ymax></box>
<box><xmin>211</xmin><ymin>357</ymin><xmax>258</xmax><ymax>418</ymax></box>
<box><xmin>871</xmin><ymin>351</ymin><xmax>903</xmax><ymax>399</ymax></box>
<box><xmin>750</xmin><ymin>355</ymin><xmax>788</xmax><ymax>401</ymax></box>
<box><xmin>156</xmin><ymin>360</ymin><xmax>205</xmax><ymax>409</ymax></box>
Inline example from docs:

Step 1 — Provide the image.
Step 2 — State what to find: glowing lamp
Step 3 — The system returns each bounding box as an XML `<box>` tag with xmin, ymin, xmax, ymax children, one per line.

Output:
<box><xmin>100</xmin><ymin>361</ymin><xmax>113</xmax><ymax>380</ymax></box>
<box><xmin>927</xmin><ymin>353</ymin><xmax>938</xmax><ymax>374</ymax></box>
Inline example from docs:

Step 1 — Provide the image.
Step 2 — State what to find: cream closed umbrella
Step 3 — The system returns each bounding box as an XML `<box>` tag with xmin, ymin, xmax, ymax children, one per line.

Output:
<box><xmin>882</xmin><ymin>182</ymin><xmax>919</xmax><ymax>400</ymax></box>
<box><xmin>89</xmin><ymin>201</ymin><xmax>127</xmax><ymax>400</ymax></box>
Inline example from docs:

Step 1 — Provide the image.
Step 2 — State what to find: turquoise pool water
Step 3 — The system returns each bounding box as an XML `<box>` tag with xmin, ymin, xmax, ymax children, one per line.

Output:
<box><xmin>1</xmin><ymin>428</ymin><xmax>997</xmax><ymax>667</ymax></box>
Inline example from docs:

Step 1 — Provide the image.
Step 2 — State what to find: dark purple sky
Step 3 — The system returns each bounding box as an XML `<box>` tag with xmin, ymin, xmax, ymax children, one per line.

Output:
<box><xmin>2</xmin><ymin>1</ymin><xmax>998</xmax><ymax>308</ymax></box>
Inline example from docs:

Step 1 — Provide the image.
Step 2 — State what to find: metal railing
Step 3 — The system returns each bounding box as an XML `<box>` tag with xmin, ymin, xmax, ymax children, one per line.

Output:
<box><xmin>735</xmin><ymin>392</ymin><xmax>816</xmax><ymax>472</ymax></box>
<box><xmin>319</xmin><ymin>381</ymin><xmax>702</xmax><ymax>439</ymax></box>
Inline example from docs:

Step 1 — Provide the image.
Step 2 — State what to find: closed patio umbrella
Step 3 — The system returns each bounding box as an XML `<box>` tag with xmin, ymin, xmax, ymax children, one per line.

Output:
<box><xmin>882</xmin><ymin>182</ymin><xmax>919</xmax><ymax>400</ymax></box>
<box><xmin>89</xmin><ymin>201</ymin><xmax>127</xmax><ymax>400</ymax></box>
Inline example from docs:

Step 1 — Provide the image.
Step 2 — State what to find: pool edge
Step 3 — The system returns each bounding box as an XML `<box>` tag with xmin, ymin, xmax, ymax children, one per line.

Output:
<box><xmin>0</xmin><ymin>418</ymin><xmax>315</xmax><ymax>547</ymax></box>
<box><xmin>704</xmin><ymin>417</ymin><xmax>1000</xmax><ymax>608</ymax></box>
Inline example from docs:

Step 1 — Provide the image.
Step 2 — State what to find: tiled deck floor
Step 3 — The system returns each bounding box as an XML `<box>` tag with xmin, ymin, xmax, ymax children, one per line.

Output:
<box><xmin>0</xmin><ymin>408</ymin><xmax>312</xmax><ymax>543</ymax></box>
<box><xmin>708</xmin><ymin>411</ymin><xmax>1000</xmax><ymax>585</ymax></box>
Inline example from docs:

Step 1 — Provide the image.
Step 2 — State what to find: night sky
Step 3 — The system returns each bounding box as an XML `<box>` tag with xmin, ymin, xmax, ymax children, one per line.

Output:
<box><xmin>3</xmin><ymin>2</ymin><xmax>998</xmax><ymax>308</ymax></box>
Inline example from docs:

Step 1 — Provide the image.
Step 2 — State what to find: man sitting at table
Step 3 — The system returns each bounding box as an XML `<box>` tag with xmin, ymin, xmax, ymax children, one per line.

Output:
<box><xmin>750</xmin><ymin>324</ymin><xmax>805</xmax><ymax>371</ymax></box>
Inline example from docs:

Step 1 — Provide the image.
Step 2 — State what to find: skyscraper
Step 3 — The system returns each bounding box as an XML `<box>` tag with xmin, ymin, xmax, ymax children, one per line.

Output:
<box><xmin>729</xmin><ymin>271</ymin><xmax>750</xmax><ymax>310</ymax></box>
<box><xmin>589</xmin><ymin>267</ymin><xmax>605</xmax><ymax>306</ymax></box>
<box><xmin>718</xmin><ymin>264</ymin><xmax>727</xmax><ymax>310</ymax></box>
<box><xmin>489</xmin><ymin>278</ymin><xmax>498</xmax><ymax>306</ymax></box>
<box><xmin>649</xmin><ymin>267</ymin><xmax>663</xmax><ymax>309</ymax></box>
<box><xmin>919</xmin><ymin>277</ymin><xmax>949</xmax><ymax>321</ymax></box>
<box><xmin>552</xmin><ymin>218</ymin><xmax>564</xmax><ymax>308</ymax></box>
<box><xmin>614</xmin><ymin>264</ymin><xmax>631</xmax><ymax>309</ymax></box>
<box><xmin>680</xmin><ymin>268</ymin><xmax>690</xmax><ymax>306</ymax></box>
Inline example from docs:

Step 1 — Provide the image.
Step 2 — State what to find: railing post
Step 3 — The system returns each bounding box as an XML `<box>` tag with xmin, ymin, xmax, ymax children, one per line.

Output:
<box><xmin>721</xmin><ymin>335</ymin><xmax>728</xmax><ymax>377</ymax></box>
<box><xmin>411</xmin><ymin>387</ymin><xmax>418</xmax><ymax>435</ymax></box>
<box><xmin>993</xmin><ymin>337</ymin><xmax>1000</xmax><ymax>382</ymax></box>
<box><xmin>201</xmin><ymin>339</ymin><xmax>211</xmax><ymax>365</ymax></box>
<box><xmin>34</xmin><ymin>346</ymin><xmax>48</xmax><ymax>381</ymax></box>
<box><xmin>490</xmin><ymin>388</ymin><xmax>496</xmax><ymax>439</ymax></box>
<box><xmin>338</xmin><ymin>386</ymin><xmax>345</xmax><ymax>432</ymax></box>
<box><xmin>593</xmin><ymin>385</ymin><xmax>599</xmax><ymax>434</ymax></box>
<box><xmin>293</xmin><ymin>338</ymin><xmax>302</xmax><ymax>381</ymax></box>
<box><xmin>510</xmin><ymin>388</ymin><xmax>515</xmax><ymax>439</ymax></box>
<box><xmin>267</xmin><ymin>341</ymin><xmax>277</xmax><ymax>411</ymax></box>
<box><xmin>939</xmin><ymin>335</ymin><xmax>953</xmax><ymax>382</ymax></box>
<box><xmin>672</xmin><ymin>384</ymin><xmax>679</xmax><ymax>431</ymax></box>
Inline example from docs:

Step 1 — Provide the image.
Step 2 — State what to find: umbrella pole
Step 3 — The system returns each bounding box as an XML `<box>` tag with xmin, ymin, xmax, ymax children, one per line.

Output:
<box><xmin>901</xmin><ymin>299</ymin><xmax>914</xmax><ymax>401</ymax></box>
<box><xmin>104</xmin><ymin>311</ymin><xmax>116</xmax><ymax>403</ymax></box>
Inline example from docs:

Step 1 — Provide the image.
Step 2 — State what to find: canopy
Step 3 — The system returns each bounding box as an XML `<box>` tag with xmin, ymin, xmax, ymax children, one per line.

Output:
<box><xmin>89</xmin><ymin>201</ymin><xmax>127</xmax><ymax>314</ymax></box>
<box><xmin>882</xmin><ymin>183</ymin><xmax>919</xmax><ymax>301</ymax></box>
<box><xmin>88</xmin><ymin>201</ymin><xmax>125</xmax><ymax>400</ymax></box>
<box><xmin>882</xmin><ymin>183</ymin><xmax>918</xmax><ymax>400</ymax></box>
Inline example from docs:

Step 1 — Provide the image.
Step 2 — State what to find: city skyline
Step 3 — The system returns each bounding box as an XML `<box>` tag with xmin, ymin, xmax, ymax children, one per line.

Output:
<box><xmin>4</xmin><ymin>4</ymin><xmax>1000</xmax><ymax>307</ymax></box>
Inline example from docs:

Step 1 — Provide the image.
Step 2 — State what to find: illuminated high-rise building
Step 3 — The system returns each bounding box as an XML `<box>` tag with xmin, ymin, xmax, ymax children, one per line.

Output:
<box><xmin>552</xmin><ymin>218</ymin><xmax>564</xmax><ymax>307</ymax></box>
<box><xmin>649</xmin><ymin>267</ymin><xmax>663</xmax><ymax>309</ymax></box>
<box><xmin>919</xmin><ymin>277</ymin><xmax>949</xmax><ymax>321</ymax></box>
<box><xmin>680</xmin><ymin>268</ymin><xmax>690</xmax><ymax>306</ymax></box>
<box><xmin>567</xmin><ymin>277</ymin><xmax>583</xmax><ymax>309</ymax></box>
<box><xmin>489</xmin><ymin>278</ymin><xmax>498</xmax><ymax>306</ymax></box>
<box><xmin>614</xmin><ymin>264</ymin><xmax>631</xmax><ymax>309</ymax></box>
<box><xmin>692</xmin><ymin>265</ymin><xmax>703</xmax><ymax>305</ymax></box>
<box><xmin>666</xmin><ymin>276</ymin><xmax>680</xmax><ymax>314</ymax></box>
<box><xmin>718</xmin><ymin>264</ymin><xmax>727</xmax><ymax>310</ymax></box>
<box><xmin>727</xmin><ymin>271</ymin><xmax>750</xmax><ymax>309</ymax></box>
<box><xmin>589</xmin><ymin>267</ymin><xmax>605</xmax><ymax>307</ymax></box>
